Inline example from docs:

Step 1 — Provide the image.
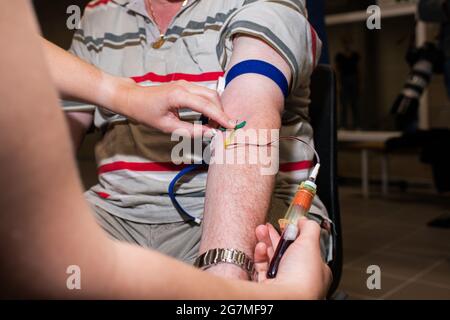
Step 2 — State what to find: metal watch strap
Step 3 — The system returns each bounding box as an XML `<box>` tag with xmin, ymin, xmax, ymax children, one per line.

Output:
<box><xmin>195</xmin><ymin>248</ymin><xmax>255</xmax><ymax>279</ymax></box>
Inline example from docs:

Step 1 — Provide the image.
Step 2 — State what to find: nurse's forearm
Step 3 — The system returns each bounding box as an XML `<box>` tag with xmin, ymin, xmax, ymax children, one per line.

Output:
<box><xmin>42</xmin><ymin>38</ymin><xmax>131</xmax><ymax>114</ymax></box>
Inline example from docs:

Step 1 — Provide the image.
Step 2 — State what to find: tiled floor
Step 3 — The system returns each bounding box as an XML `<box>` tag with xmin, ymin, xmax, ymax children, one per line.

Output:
<box><xmin>337</xmin><ymin>186</ymin><xmax>450</xmax><ymax>300</ymax></box>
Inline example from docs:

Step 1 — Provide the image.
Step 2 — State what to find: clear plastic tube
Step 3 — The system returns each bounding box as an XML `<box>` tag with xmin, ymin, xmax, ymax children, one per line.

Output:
<box><xmin>267</xmin><ymin>178</ymin><xmax>318</xmax><ymax>279</ymax></box>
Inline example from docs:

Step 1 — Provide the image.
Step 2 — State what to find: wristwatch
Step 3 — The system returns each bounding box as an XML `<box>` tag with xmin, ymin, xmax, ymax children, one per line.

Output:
<box><xmin>194</xmin><ymin>248</ymin><xmax>255</xmax><ymax>280</ymax></box>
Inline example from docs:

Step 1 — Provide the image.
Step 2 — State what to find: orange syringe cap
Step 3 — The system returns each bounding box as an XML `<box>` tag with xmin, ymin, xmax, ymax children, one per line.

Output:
<box><xmin>293</xmin><ymin>181</ymin><xmax>317</xmax><ymax>209</ymax></box>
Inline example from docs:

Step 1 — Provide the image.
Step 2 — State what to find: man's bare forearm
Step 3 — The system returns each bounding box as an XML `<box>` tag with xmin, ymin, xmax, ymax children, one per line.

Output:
<box><xmin>200</xmin><ymin>101</ymin><xmax>280</xmax><ymax>279</ymax></box>
<box><xmin>199</xmin><ymin>37</ymin><xmax>291</xmax><ymax>279</ymax></box>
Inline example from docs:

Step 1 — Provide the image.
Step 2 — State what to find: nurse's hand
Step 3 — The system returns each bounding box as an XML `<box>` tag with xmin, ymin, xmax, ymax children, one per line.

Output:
<box><xmin>112</xmin><ymin>79</ymin><xmax>236</xmax><ymax>136</ymax></box>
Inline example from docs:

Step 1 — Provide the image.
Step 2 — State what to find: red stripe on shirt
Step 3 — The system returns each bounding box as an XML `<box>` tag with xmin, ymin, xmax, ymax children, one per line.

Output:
<box><xmin>98</xmin><ymin>161</ymin><xmax>198</xmax><ymax>174</ymax></box>
<box><xmin>279</xmin><ymin>160</ymin><xmax>314</xmax><ymax>172</ymax></box>
<box><xmin>86</xmin><ymin>0</ymin><xmax>112</xmax><ymax>8</ymax></box>
<box><xmin>131</xmin><ymin>71</ymin><xmax>225</xmax><ymax>84</ymax></box>
<box><xmin>310</xmin><ymin>25</ymin><xmax>318</xmax><ymax>68</ymax></box>
<box><xmin>96</xmin><ymin>192</ymin><xmax>111</xmax><ymax>199</ymax></box>
<box><xmin>98</xmin><ymin>160</ymin><xmax>313</xmax><ymax>174</ymax></box>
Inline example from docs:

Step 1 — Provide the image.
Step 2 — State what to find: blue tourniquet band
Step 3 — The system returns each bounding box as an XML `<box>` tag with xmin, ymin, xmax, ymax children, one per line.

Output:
<box><xmin>225</xmin><ymin>60</ymin><xmax>289</xmax><ymax>98</ymax></box>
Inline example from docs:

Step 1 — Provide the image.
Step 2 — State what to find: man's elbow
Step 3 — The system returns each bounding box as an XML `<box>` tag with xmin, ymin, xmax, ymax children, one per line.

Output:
<box><xmin>220</xmin><ymin>76</ymin><xmax>285</xmax><ymax>130</ymax></box>
<box><xmin>65</xmin><ymin>112</ymin><xmax>93</xmax><ymax>151</ymax></box>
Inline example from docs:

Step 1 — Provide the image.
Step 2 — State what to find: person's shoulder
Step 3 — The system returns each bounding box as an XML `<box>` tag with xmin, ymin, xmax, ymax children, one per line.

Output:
<box><xmin>198</xmin><ymin>0</ymin><xmax>306</xmax><ymax>13</ymax></box>
<box><xmin>197</xmin><ymin>0</ymin><xmax>243</xmax><ymax>12</ymax></box>
<box><xmin>244</xmin><ymin>0</ymin><xmax>306</xmax><ymax>11</ymax></box>
<box><xmin>78</xmin><ymin>0</ymin><xmax>132</xmax><ymax>37</ymax></box>
<box><xmin>82</xmin><ymin>0</ymin><xmax>126</xmax><ymax>22</ymax></box>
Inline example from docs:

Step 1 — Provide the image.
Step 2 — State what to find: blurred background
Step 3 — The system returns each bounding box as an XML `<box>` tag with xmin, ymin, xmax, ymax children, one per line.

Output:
<box><xmin>33</xmin><ymin>0</ymin><xmax>450</xmax><ymax>299</ymax></box>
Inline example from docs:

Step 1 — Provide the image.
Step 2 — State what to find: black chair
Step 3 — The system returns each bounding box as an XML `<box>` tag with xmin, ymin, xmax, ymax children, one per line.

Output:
<box><xmin>309</xmin><ymin>64</ymin><xmax>343</xmax><ymax>297</ymax></box>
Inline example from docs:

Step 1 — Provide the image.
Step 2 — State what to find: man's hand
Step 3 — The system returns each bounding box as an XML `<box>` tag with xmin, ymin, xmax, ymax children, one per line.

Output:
<box><xmin>254</xmin><ymin>218</ymin><xmax>332</xmax><ymax>299</ymax></box>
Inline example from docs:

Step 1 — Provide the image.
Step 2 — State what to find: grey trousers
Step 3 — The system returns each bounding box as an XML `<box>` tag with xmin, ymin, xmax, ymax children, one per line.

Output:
<box><xmin>91</xmin><ymin>197</ymin><xmax>331</xmax><ymax>265</ymax></box>
<box><xmin>92</xmin><ymin>205</ymin><xmax>202</xmax><ymax>265</ymax></box>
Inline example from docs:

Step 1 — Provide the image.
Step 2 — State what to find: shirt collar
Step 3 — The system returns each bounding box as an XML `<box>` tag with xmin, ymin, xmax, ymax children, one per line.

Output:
<box><xmin>126</xmin><ymin>0</ymin><xmax>148</xmax><ymax>18</ymax></box>
<box><xmin>124</xmin><ymin>0</ymin><xmax>198</xmax><ymax>19</ymax></box>
<box><xmin>111</xmin><ymin>0</ymin><xmax>131</xmax><ymax>6</ymax></box>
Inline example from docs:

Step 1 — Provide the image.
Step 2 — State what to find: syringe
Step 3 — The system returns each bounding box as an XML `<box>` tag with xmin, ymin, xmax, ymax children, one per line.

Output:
<box><xmin>266</xmin><ymin>163</ymin><xmax>320</xmax><ymax>279</ymax></box>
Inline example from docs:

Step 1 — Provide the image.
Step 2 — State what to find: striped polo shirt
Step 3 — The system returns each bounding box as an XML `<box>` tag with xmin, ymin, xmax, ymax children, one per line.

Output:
<box><xmin>66</xmin><ymin>0</ymin><xmax>329</xmax><ymax>224</ymax></box>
